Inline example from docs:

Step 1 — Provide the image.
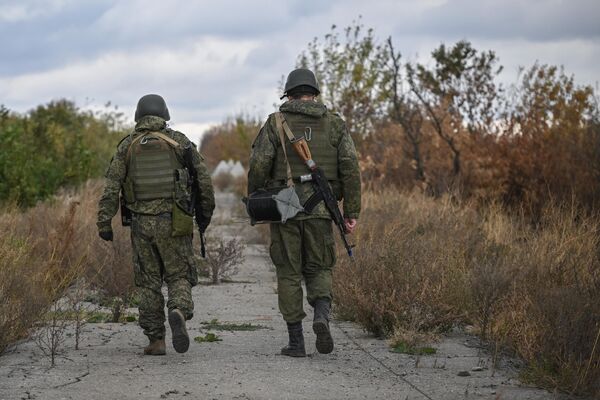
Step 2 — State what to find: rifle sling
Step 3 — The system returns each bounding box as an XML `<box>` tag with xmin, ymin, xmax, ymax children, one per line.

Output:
<box><xmin>303</xmin><ymin>190</ymin><xmax>323</xmax><ymax>213</ymax></box>
<box><xmin>274</xmin><ymin>112</ymin><xmax>294</xmax><ymax>188</ymax></box>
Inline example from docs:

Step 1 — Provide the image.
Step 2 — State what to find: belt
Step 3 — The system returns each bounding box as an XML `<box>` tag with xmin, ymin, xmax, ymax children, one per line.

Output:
<box><xmin>132</xmin><ymin>212</ymin><xmax>172</xmax><ymax>220</ymax></box>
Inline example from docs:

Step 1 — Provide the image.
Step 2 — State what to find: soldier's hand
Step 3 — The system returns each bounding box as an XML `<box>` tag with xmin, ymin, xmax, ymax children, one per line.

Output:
<box><xmin>344</xmin><ymin>218</ymin><xmax>357</xmax><ymax>234</ymax></box>
<box><xmin>99</xmin><ymin>230</ymin><xmax>113</xmax><ymax>241</ymax></box>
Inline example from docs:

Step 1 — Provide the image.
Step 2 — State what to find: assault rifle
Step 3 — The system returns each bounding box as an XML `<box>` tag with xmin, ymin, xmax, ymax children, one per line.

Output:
<box><xmin>275</xmin><ymin>113</ymin><xmax>354</xmax><ymax>259</ymax></box>
<box><xmin>301</xmin><ymin>167</ymin><xmax>354</xmax><ymax>259</ymax></box>
<box><xmin>183</xmin><ymin>145</ymin><xmax>207</xmax><ymax>258</ymax></box>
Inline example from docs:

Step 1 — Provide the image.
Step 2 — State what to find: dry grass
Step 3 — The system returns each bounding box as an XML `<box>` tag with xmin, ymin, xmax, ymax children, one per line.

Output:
<box><xmin>0</xmin><ymin>180</ymin><xmax>133</xmax><ymax>353</ymax></box>
<box><xmin>334</xmin><ymin>189</ymin><xmax>600</xmax><ymax>396</ymax></box>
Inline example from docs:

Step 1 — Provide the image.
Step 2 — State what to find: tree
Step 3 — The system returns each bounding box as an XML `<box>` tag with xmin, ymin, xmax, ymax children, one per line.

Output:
<box><xmin>298</xmin><ymin>20</ymin><xmax>392</xmax><ymax>141</ymax></box>
<box><xmin>500</xmin><ymin>64</ymin><xmax>599</xmax><ymax>211</ymax></box>
<box><xmin>407</xmin><ymin>41</ymin><xmax>502</xmax><ymax>178</ymax></box>
<box><xmin>386</xmin><ymin>37</ymin><xmax>426</xmax><ymax>184</ymax></box>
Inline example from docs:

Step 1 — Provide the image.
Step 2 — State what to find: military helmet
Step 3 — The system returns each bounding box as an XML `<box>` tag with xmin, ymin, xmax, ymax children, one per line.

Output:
<box><xmin>281</xmin><ymin>68</ymin><xmax>320</xmax><ymax>99</ymax></box>
<box><xmin>134</xmin><ymin>94</ymin><xmax>170</xmax><ymax>122</ymax></box>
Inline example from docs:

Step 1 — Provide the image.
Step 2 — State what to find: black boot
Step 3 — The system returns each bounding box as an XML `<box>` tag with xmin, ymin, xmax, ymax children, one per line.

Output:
<box><xmin>313</xmin><ymin>299</ymin><xmax>334</xmax><ymax>354</ymax></box>
<box><xmin>281</xmin><ymin>322</ymin><xmax>306</xmax><ymax>357</ymax></box>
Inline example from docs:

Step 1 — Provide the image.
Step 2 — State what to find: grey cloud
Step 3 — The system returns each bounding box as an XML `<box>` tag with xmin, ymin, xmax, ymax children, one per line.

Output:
<box><xmin>393</xmin><ymin>0</ymin><xmax>600</xmax><ymax>42</ymax></box>
<box><xmin>1</xmin><ymin>0</ymin><xmax>599</xmax><ymax>130</ymax></box>
<box><xmin>0</xmin><ymin>0</ymin><xmax>301</xmax><ymax>78</ymax></box>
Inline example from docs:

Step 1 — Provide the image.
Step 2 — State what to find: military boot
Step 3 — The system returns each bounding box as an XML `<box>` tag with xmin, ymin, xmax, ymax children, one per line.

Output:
<box><xmin>281</xmin><ymin>322</ymin><xmax>306</xmax><ymax>357</ymax></box>
<box><xmin>168</xmin><ymin>309</ymin><xmax>190</xmax><ymax>353</ymax></box>
<box><xmin>313</xmin><ymin>299</ymin><xmax>334</xmax><ymax>354</ymax></box>
<box><xmin>143</xmin><ymin>338</ymin><xmax>166</xmax><ymax>356</ymax></box>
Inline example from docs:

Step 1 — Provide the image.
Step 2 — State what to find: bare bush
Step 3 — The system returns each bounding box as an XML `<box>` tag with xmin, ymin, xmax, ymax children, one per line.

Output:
<box><xmin>66</xmin><ymin>283</ymin><xmax>86</xmax><ymax>350</ymax></box>
<box><xmin>204</xmin><ymin>236</ymin><xmax>246</xmax><ymax>284</ymax></box>
<box><xmin>35</xmin><ymin>302</ymin><xmax>69</xmax><ymax>367</ymax></box>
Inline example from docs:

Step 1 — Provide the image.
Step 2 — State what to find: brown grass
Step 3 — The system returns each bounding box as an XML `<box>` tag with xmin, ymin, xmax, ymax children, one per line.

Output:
<box><xmin>334</xmin><ymin>189</ymin><xmax>600</xmax><ymax>396</ymax></box>
<box><xmin>0</xmin><ymin>180</ymin><xmax>133</xmax><ymax>353</ymax></box>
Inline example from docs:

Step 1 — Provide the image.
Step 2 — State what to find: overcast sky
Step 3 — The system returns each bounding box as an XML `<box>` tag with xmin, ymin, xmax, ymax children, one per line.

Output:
<box><xmin>1</xmin><ymin>0</ymin><xmax>599</xmax><ymax>144</ymax></box>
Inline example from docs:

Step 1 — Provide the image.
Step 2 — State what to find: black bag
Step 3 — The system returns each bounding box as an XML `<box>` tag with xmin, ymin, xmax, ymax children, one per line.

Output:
<box><xmin>243</xmin><ymin>187</ymin><xmax>283</xmax><ymax>225</ymax></box>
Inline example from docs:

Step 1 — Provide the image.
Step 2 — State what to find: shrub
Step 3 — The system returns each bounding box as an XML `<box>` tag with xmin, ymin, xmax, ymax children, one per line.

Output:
<box><xmin>0</xmin><ymin>180</ymin><xmax>134</xmax><ymax>353</ymax></box>
<box><xmin>333</xmin><ymin>189</ymin><xmax>600</xmax><ymax>396</ymax></box>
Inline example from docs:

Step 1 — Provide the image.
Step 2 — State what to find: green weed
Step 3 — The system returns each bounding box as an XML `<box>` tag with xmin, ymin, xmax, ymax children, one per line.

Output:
<box><xmin>194</xmin><ymin>333</ymin><xmax>222</xmax><ymax>343</ymax></box>
<box><xmin>200</xmin><ymin>318</ymin><xmax>269</xmax><ymax>331</ymax></box>
<box><xmin>391</xmin><ymin>341</ymin><xmax>437</xmax><ymax>356</ymax></box>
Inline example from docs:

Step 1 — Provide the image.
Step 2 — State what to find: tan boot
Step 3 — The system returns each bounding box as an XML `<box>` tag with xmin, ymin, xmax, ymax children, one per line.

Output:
<box><xmin>144</xmin><ymin>338</ymin><xmax>166</xmax><ymax>356</ymax></box>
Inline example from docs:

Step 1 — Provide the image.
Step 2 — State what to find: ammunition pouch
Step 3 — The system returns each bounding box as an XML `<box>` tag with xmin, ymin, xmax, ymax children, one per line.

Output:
<box><xmin>172</xmin><ymin>168</ymin><xmax>193</xmax><ymax>237</ymax></box>
<box><xmin>122</xmin><ymin>176</ymin><xmax>136</xmax><ymax>204</ymax></box>
<box><xmin>172</xmin><ymin>201</ymin><xmax>193</xmax><ymax>237</ymax></box>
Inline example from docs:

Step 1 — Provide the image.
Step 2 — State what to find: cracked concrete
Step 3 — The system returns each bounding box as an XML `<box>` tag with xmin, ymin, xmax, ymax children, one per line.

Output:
<box><xmin>0</xmin><ymin>193</ymin><xmax>565</xmax><ymax>400</ymax></box>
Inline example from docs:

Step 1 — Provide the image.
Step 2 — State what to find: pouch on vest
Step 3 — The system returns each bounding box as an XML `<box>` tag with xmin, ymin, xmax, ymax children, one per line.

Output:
<box><xmin>172</xmin><ymin>201</ymin><xmax>193</xmax><ymax>237</ymax></box>
<box><xmin>174</xmin><ymin>168</ymin><xmax>192</xmax><ymax>209</ymax></box>
<box><xmin>122</xmin><ymin>175</ymin><xmax>136</xmax><ymax>203</ymax></box>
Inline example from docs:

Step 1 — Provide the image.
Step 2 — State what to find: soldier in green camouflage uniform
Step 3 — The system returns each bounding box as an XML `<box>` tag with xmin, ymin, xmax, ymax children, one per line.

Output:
<box><xmin>248</xmin><ymin>69</ymin><xmax>361</xmax><ymax>356</ymax></box>
<box><xmin>97</xmin><ymin>94</ymin><xmax>215</xmax><ymax>355</ymax></box>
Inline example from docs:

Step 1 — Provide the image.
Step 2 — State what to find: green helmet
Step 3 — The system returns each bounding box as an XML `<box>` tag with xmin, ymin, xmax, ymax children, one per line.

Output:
<box><xmin>281</xmin><ymin>68</ymin><xmax>320</xmax><ymax>99</ymax></box>
<box><xmin>134</xmin><ymin>94</ymin><xmax>170</xmax><ymax>122</ymax></box>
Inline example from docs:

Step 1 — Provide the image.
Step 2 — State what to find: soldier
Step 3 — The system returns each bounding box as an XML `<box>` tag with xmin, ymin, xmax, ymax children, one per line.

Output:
<box><xmin>97</xmin><ymin>94</ymin><xmax>215</xmax><ymax>355</ymax></box>
<box><xmin>248</xmin><ymin>68</ymin><xmax>361</xmax><ymax>356</ymax></box>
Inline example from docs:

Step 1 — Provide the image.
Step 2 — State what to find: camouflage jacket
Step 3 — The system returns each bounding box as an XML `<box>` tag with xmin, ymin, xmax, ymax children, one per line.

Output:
<box><xmin>97</xmin><ymin>116</ymin><xmax>215</xmax><ymax>233</ymax></box>
<box><xmin>248</xmin><ymin>100</ymin><xmax>361</xmax><ymax>220</ymax></box>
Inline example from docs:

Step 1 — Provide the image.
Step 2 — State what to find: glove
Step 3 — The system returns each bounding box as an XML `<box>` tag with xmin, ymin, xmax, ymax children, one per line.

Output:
<box><xmin>99</xmin><ymin>230</ymin><xmax>113</xmax><ymax>241</ymax></box>
<box><xmin>197</xmin><ymin>216</ymin><xmax>211</xmax><ymax>234</ymax></box>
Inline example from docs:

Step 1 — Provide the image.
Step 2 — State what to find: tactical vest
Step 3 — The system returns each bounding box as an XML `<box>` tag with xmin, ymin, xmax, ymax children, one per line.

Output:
<box><xmin>273</xmin><ymin>112</ymin><xmax>339</xmax><ymax>181</ymax></box>
<box><xmin>126</xmin><ymin>131</ymin><xmax>183</xmax><ymax>201</ymax></box>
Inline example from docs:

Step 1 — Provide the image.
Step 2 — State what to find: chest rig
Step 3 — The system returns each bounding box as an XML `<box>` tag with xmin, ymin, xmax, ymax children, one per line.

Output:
<box><xmin>126</xmin><ymin>131</ymin><xmax>183</xmax><ymax>201</ymax></box>
<box><xmin>272</xmin><ymin>112</ymin><xmax>339</xmax><ymax>182</ymax></box>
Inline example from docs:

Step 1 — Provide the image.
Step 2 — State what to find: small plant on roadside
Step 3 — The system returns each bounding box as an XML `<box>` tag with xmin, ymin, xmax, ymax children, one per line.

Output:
<box><xmin>204</xmin><ymin>237</ymin><xmax>245</xmax><ymax>284</ymax></box>
<box><xmin>389</xmin><ymin>327</ymin><xmax>437</xmax><ymax>356</ymax></box>
<box><xmin>66</xmin><ymin>281</ymin><xmax>91</xmax><ymax>350</ymax></box>
<box><xmin>194</xmin><ymin>333</ymin><xmax>222</xmax><ymax>343</ymax></box>
<box><xmin>35</xmin><ymin>302</ymin><xmax>69</xmax><ymax>367</ymax></box>
<box><xmin>391</xmin><ymin>342</ymin><xmax>437</xmax><ymax>356</ymax></box>
<box><xmin>200</xmin><ymin>318</ymin><xmax>270</xmax><ymax>331</ymax></box>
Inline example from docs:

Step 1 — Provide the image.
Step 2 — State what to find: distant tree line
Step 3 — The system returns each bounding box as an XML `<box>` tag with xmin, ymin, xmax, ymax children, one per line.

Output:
<box><xmin>202</xmin><ymin>22</ymin><xmax>600</xmax><ymax>214</ymax></box>
<box><xmin>0</xmin><ymin>100</ymin><xmax>129</xmax><ymax>206</ymax></box>
<box><xmin>200</xmin><ymin>114</ymin><xmax>262</xmax><ymax>170</ymax></box>
<box><xmin>298</xmin><ymin>22</ymin><xmax>600</xmax><ymax>215</ymax></box>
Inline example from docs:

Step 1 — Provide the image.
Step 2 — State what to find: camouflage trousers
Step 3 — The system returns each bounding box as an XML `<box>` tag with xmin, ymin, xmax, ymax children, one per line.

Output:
<box><xmin>131</xmin><ymin>213</ymin><xmax>198</xmax><ymax>341</ymax></box>
<box><xmin>269</xmin><ymin>218</ymin><xmax>336</xmax><ymax>323</ymax></box>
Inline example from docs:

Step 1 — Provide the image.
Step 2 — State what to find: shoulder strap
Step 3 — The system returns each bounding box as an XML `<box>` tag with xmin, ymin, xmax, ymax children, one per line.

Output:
<box><xmin>274</xmin><ymin>112</ymin><xmax>294</xmax><ymax>188</ymax></box>
<box><xmin>125</xmin><ymin>130</ymin><xmax>180</xmax><ymax>164</ymax></box>
<box><xmin>151</xmin><ymin>131</ymin><xmax>180</xmax><ymax>148</ymax></box>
